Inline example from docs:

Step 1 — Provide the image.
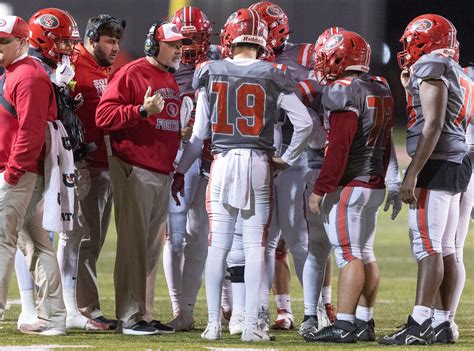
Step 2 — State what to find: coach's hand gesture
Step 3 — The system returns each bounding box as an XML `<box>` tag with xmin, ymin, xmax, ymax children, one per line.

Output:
<box><xmin>143</xmin><ymin>86</ymin><xmax>165</xmax><ymax>116</ymax></box>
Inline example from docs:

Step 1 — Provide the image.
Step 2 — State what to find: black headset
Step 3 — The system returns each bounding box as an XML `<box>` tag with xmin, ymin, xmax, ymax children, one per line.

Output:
<box><xmin>144</xmin><ymin>20</ymin><xmax>169</xmax><ymax>57</ymax></box>
<box><xmin>86</xmin><ymin>14</ymin><xmax>121</xmax><ymax>42</ymax></box>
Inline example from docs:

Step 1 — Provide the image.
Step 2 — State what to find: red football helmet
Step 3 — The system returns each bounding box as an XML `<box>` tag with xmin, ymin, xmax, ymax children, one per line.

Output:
<box><xmin>397</xmin><ymin>14</ymin><xmax>457</xmax><ymax>69</ymax></box>
<box><xmin>314</xmin><ymin>31</ymin><xmax>371</xmax><ymax>85</ymax></box>
<box><xmin>171</xmin><ymin>6</ymin><xmax>212</xmax><ymax>64</ymax></box>
<box><xmin>315</xmin><ymin>27</ymin><xmax>346</xmax><ymax>53</ymax></box>
<box><xmin>29</xmin><ymin>8</ymin><xmax>81</xmax><ymax>63</ymax></box>
<box><xmin>249</xmin><ymin>1</ymin><xmax>289</xmax><ymax>51</ymax></box>
<box><xmin>220</xmin><ymin>8</ymin><xmax>268</xmax><ymax>58</ymax></box>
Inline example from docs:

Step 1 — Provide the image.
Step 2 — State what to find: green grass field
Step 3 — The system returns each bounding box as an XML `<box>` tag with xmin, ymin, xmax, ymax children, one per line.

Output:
<box><xmin>1</xmin><ymin>207</ymin><xmax>473</xmax><ymax>350</ymax></box>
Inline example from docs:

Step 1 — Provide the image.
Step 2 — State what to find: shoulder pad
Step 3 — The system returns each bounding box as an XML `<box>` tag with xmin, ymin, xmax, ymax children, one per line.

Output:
<box><xmin>411</xmin><ymin>53</ymin><xmax>449</xmax><ymax>80</ymax></box>
<box><xmin>297</xmin><ymin>43</ymin><xmax>315</xmax><ymax>68</ymax></box>
<box><xmin>323</xmin><ymin>79</ymin><xmax>358</xmax><ymax>115</ymax></box>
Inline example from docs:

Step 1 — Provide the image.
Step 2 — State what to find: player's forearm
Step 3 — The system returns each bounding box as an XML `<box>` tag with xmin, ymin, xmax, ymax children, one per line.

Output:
<box><xmin>279</xmin><ymin>93</ymin><xmax>313</xmax><ymax>165</ymax></box>
<box><xmin>385</xmin><ymin>135</ymin><xmax>401</xmax><ymax>191</ymax></box>
<box><xmin>176</xmin><ymin>134</ymin><xmax>204</xmax><ymax>174</ymax></box>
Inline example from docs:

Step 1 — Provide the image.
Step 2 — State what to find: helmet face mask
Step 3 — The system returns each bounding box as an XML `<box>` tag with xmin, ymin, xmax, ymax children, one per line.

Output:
<box><xmin>397</xmin><ymin>14</ymin><xmax>457</xmax><ymax>70</ymax></box>
<box><xmin>314</xmin><ymin>31</ymin><xmax>371</xmax><ymax>85</ymax></box>
<box><xmin>220</xmin><ymin>8</ymin><xmax>268</xmax><ymax>59</ymax></box>
<box><xmin>29</xmin><ymin>8</ymin><xmax>81</xmax><ymax>63</ymax></box>
<box><xmin>171</xmin><ymin>6</ymin><xmax>212</xmax><ymax>65</ymax></box>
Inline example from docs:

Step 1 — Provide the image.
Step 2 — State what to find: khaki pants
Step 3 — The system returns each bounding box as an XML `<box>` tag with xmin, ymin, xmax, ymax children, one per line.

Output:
<box><xmin>109</xmin><ymin>157</ymin><xmax>168</xmax><ymax>328</ymax></box>
<box><xmin>76</xmin><ymin>168</ymin><xmax>113</xmax><ymax>318</ymax></box>
<box><xmin>0</xmin><ymin>172</ymin><xmax>65</xmax><ymax>328</ymax></box>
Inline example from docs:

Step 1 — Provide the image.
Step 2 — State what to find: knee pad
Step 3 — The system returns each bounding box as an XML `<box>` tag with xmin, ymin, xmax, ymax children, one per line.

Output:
<box><xmin>226</xmin><ymin>265</ymin><xmax>245</xmax><ymax>283</ymax></box>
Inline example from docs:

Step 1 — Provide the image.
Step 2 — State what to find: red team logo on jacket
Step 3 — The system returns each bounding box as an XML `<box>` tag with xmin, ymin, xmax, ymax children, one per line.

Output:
<box><xmin>166</xmin><ymin>102</ymin><xmax>179</xmax><ymax>118</ymax></box>
<box><xmin>38</xmin><ymin>14</ymin><xmax>60</xmax><ymax>29</ymax></box>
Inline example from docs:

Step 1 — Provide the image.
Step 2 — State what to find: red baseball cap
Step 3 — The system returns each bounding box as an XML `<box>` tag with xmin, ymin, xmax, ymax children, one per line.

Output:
<box><xmin>155</xmin><ymin>22</ymin><xmax>193</xmax><ymax>45</ymax></box>
<box><xmin>0</xmin><ymin>16</ymin><xmax>30</xmax><ymax>39</ymax></box>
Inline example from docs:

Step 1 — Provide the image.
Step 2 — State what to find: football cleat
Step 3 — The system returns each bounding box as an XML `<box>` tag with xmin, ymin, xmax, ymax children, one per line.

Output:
<box><xmin>377</xmin><ymin>316</ymin><xmax>435</xmax><ymax>345</ymax></box>
<box><xmin>229</xmin><ymin>313</ymin><xmax>245</xmax><ymax>335</ymax></box>
<box><xmin>299</xmin><ymin>315</ymin><xmax>318</xmax><ymax>336</ymax></box>
<box><xmin>355</xmin><ymin>318</ymin><xmax>375</xmax><ymax>341</ymax></box>
<box><xmin>201</xmin><ymin>321</ymin><xmax>222</xmax><ymax>340</ymax></box>
<box><xmin>241</xmin><ymin>323</ymin><xmax>276</xmax><ymax>342</ymax></box>
<box><xmin>304</xmin><ymin>319</ymin><xmax>357</xmax><ymax>343</ymax></box>
<box><xmin>66</xmin><ymin>313</ymin><xmax>109</xmax><ymax>330</ymax></box>
<box><xmin>19</xmin><ymin>321</ymin><xmax>66</xmax><ymax>336</ymax></box>
<box><xmin>166</xmin><ymin>312</ymin><xmax>195</xmax><ymax>332</ymax></box>
<box><xmin>17</xmin><ymin>312</ymin><xmax>39</xmax><ymax>330</ymax></box>
<box><xmin>434</xmin><ymin>321</ymin><xmax>455</xmax><ymax>344</ymax></box>
<box><xmin>271</xmin><ymin>308</ymin><xmax>294</xmax><ymax>330</ymax></box>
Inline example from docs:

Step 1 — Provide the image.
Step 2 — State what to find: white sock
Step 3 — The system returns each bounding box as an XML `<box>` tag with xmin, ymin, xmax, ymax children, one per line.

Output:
<box><xmin>205</xmin><ymin>246</ymin><xmax>228</xmax><ymax>323</ymax></box>
<box><xmin>275</xmin><ymin>294</ymin><xmax>292</xmax><ymax>314</ymax></box>
<box><xmin>19</xmin><ymin>289</ymin><xmax>36</xmax><ymax>316</ymax></box>
<box><xmin>411</xmin><ymin>305</ymin><xmax>432</xmax><ymax>325</ymax></box>
<box><xmin>15</xmin><ymin>250</ymin><xmax>34</xmax><ymax>290</ymax></box>
<box><xmin>321</xmin><ymin>286</ymin><xmax>332</xmax><ymax>305</ymax></box>
<box><xmin>231</xmin><ymin>283</ymin><xmax>245</xmax><ymax>316</ymax></box>
<box><xmin>63</xmin><ymin>288</ymin><xmax>81</xmax><ymax>316</ymax></box>
<box><xmin>57</xmin><ymin>231</ymin><xmax>82</xmax><ymax>290</ymax></box>
<box><xmin>243</xmin><ymin>246</ymin><xmax>265</xmax><ymax>326</ymax></box>
<box><xmin>432</xmin><ymin>309</ymin><xmax>450</xmax><ymax>328</ymax></box>
<box><xmin>221</xmin><ymin>276</ymin><xmax>233</xmax><ymax>313</ymax></box>
<box><xmin>355</xmin><ymin>305</ymin><xmax>373</xmax><ymax>322</ymax></box>
<box><xmin>163</xmin><ymin>240</ymin><xmax>184</xmax><ymax>316</ymax></box>
<box><xmin>337</xmin><ymin>313</ymin><xmax>355</xmax><ymax>322</ymax></box>
<box><xmin>261</xmin><ymin>247</ymin><xmax>275</xmax><ymax>312</ymax></box>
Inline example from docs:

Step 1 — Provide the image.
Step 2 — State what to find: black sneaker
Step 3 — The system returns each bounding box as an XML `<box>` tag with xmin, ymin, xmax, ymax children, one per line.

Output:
<box><xmin>94</xmin><ymin>316</ymin><xmax>118</xmax><ymax>330</ymax></box>
<box><xmin>149</xmin><ymin>320</ymin><xmax>175</xmax><ymax>334</ymax></box>
<box><xmin>303</xmin><ymin>319</ymin><xmax>357</xmax><ymax>343</ymax></box>
<box><xmin>434</xmin><ymin>321</ymin><xmax>455</xmax><ymax>344</ymax></box>
<box><xmin>355</xmin><ymin>318</ymin><xmax>375</xmax><ymax>341</ymax></box>
<box><xmin>122</xmin><ymin>321</ymin><xmax>158</xmax><ymax>335</ymax></box>
<box><xmin>377</xmin><ymin>316</ymin><xmax>435</xmax><ymax>345</ymax></box>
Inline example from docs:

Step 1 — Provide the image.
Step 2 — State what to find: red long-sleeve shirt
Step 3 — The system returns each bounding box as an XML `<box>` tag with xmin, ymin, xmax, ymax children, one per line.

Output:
<box><xmin>96</xmin><ymin>58</ymin><xmax>181</xmax><ymax>174</ymax></box>
<box><xmin>313</xmin><ymin>111</ymin><xmax>385</xmax><ymax>196</ymax></box>
<box><xmin>71</xmin><ymin>43</ymin><xmax>111</xmax><ymax>169</ymax></box>
<box><xmin>0</xmin><ymin>56</ymin><xmax>57</xmax><ymax>185</ymax></box>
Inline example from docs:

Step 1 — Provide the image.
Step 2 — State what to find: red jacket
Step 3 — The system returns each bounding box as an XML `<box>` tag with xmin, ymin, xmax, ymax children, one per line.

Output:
<box><xmin>0</xmin><ymin>56</ymin><xmax>57</xmax><ymax>185</ymax></box>
<box><xmin>96</xmin><ymin>58</ymin><xmax>181</xmax><ymax>174</ymax></box>
<box><xmin>71</xmin><ymin>43</ymin><xmax>111</xmax><ymax>169</ymax></box>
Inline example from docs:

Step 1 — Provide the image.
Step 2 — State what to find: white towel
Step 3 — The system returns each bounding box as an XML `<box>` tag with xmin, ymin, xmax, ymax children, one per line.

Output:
<box><xmin>218</xmin><ymin>149</ymin><xmax>252</xmax><ymax>210</ymax></box>
<box><xmin>43</xmin><ymin>121</ymin><xmax>75</xmax><ymax>232</ymax></box>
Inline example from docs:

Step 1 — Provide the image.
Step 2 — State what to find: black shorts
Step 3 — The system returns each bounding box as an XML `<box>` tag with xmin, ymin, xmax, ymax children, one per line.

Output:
<box><xmin>415</xmin><ymin>155</ymin><xmax>472</xmax><ymax>193</ymax></box>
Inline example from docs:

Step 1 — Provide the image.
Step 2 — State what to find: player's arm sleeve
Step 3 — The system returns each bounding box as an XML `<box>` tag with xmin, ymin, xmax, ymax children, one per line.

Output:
<box><xmin>95</xmin><ymin>72</ymin><xmax>142</xmax><ymax>131</ymax></box>
<box><xmin>4</xmin><ymin>77</ymin><xmax>52</xmax><ymax>185</ymax></box>
<box><xmin>277</xmin><ymin>92</ymin><xmax>313</xmax><ymax>165</ymax></box>
<box><xmin>384</xmin><ymin>133</ymin><xmax>401</xmax><ymax>192</ymax></box>
<box><xmin>312</xmin><ymin>111</ymin><xmax>358</xmax><ymax>196</ymax></box>
<box><xmin>177</xmin><ymin>89</ymin><xmax>210</xmax><ymax>174</ymax></box>
<box><xmin>192</xmin><ymin>62</ymin><xmax>210</xmax><ymax>90</ymax></box>
<box><xmin>273</xmin><ymin>122</ymin><xmax>283</xmax><ymax>157</ymax></box>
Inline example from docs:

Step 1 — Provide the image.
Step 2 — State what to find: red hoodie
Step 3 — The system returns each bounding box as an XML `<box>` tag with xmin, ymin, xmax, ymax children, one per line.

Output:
<box><xmin>96</xmin><ymin>57</ymin><xmax>181</xmax><ymax>174</ymax></box>
<box><xmin>0</xmin><ymin>56</ymin><xmax>57</xmax><ymax>185</ymax></box>
<box><xmin>71</xmin><ymin>43</ymin><xmax>111</xmax><ymax>170</ymax></box>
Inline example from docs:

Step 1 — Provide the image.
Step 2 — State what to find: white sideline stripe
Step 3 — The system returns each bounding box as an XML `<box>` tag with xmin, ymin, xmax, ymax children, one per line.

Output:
<box><xmin>206</xmin><ymin>348</ymin><xmax>280</xmax><ymax>351</ymax></box>
<box><xmin>0</xmin><ymin>345</ymin><xmax>93</xmax><ymax>350</ymax></box>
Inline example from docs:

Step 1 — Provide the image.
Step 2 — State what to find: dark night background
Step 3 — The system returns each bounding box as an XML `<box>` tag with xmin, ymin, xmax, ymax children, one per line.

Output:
<box><xmin>8</xmin><ymin>0</ymin><xmax>474</xmax><ymax>127</ymax></box>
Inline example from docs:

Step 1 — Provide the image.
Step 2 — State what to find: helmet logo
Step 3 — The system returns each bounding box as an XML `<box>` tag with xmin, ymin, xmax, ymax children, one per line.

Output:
<box><xmin>325</xmin><ymin>34</ymin><xmax>343</xmax><ymax>49</ymax></box>
<box><xmin>0</xmin><ymin>19</ymin><xmax>6</xmax><ymax>27</ymax></box>
<box><xmin>38</xmin><ymin>14</ymin><xmax>60</xmax><ymax>29</ymax></box>
<box><xmin>412</xmin><ymin>19</ymin><xmax>433</xmax><ymax>32</ymax></box>
<box><xmin>266</xmin><ymin>5</ymin><xmax>283</xmax><ymax>17</ymax></box>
